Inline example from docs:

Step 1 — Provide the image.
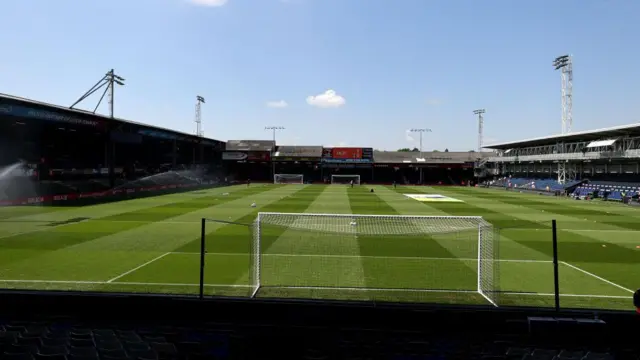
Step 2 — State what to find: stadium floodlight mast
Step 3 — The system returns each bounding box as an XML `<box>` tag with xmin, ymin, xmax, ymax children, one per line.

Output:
<box><xmin>553</xmin><ymin>55</ymin><xmax>573</xmax><ymax>135</ymax></box>
<box><xmin>265</xmin><ymin>126</ymin><xmax>285</xmax><ymax>180</ymax></box>
<box><xmin>473</xmin><ymin>109</ymin><xmax>485</xmax><ymax>153</ymax></box>
<box><xmin>410</xmin><ymin>128</ymin><xmax>432</xmax><ymax>184</ymax></box>
<box><xmin>70</xmin><ymin>69</ymin><xmax>125</xmax><ymax>118</ymax></box>
<box><xmin>195</xmin><ymin>96</ymin><xmax>205</xmax><ymax>137</ymax></box>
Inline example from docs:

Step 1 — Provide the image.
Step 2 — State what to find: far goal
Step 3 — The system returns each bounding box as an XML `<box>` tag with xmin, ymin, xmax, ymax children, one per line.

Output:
<box><xmin>274</xmin><ymin>174</ymin><xmax>304</xmax><ymax>184</ymax></box>
<box><xmin>331</xmin><ymin>174</ymin><xmax>360</xmax><ymax>185</ymax></box>
<box><xmin>249</xmin><ymin>212</ymin><xmax>499</xmax><ymax>306</ymax></box>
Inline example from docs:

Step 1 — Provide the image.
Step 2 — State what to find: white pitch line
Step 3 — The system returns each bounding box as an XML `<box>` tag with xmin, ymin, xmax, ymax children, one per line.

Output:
<box><xmin>0</xmin><ymin>279</ymin><xmax>629</xmax><ymax>300</ymax></box>
<box><xmin>171</xmin><ymin>251</ymin><xmax>552</xmax><ymax>263</ymax></box>
<box><xmin>0</xmin><ymin>279</ymin><xmax>250</xmax><ymax>287</ymax></box>
<box><xmin>106</xmin><ymin>252</ymin><xmax>172</xmax><ymax>283</ymax></box>
<box><xmin>560</xmin><ymin>261</ymin><xmax>634</xmax><ymax>294</ymax></box>
<box><xmin>504</xmin><ymin>228</ymin><xmax>640</xmax><ymax>233</ymax></box>
<box><xmin>502</xmin><ymin>291</ymin><xmax>630</xmax><ymax>299</ymax></box>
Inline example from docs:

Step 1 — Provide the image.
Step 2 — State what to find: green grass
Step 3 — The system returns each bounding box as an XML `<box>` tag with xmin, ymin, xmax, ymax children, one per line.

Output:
<box><xmin>0</xmin><ymin>184</ymin><xmax>638</xmax><ymax>311</ymax></box>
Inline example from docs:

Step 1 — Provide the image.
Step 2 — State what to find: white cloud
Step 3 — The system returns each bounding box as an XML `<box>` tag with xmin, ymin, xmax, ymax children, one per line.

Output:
<box><xmin>266</xmin><ymin>100</ymin><xmax>288</xmax><ymax>108</ymax></box>
<box><xmin>187</xmin><ymin>0</ymin><xmax>228</xmax><ymax>7</ymax></box>
<box><xmin>405</xmin><ymin>130</ymin><xmax>415</xmax><ymax>143</ymax></box>
<box><xmin>324</xmin><ymin>141</ymin><xmax>349</xmax><ymax>147</ymax></box>
<box><xmin>306</xmin><ymin>90</ymin><xmax>346</xmax><ymax>108</ymax></box>
<box><xmin>426</xmin><ymin>98</ymin><xmax>442</xmax><ymax>106</ymax></box>
<box><xmin>483</xmin><ymin>137</ymin><xmax>499</xmax><ymax>145</ymax></box>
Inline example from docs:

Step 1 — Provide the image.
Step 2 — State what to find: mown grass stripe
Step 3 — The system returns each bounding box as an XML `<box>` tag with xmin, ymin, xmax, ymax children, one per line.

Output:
<box><xmin>346</xmin><ymin>185</ymin><xmax>476</xmax><ymax>293</ymax></box>
<box><xmin>448</xmin><ymin>187</ymin><xmax>640</xmax><ymax>231</ymax></box>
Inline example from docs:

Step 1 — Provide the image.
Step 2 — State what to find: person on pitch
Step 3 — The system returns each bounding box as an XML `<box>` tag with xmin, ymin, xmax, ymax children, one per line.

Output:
<box><xmin>247</xmin><ymin>178</ymin><xmax>251</xmax><ymax>187</ymax></box>
<box><xmin>350</xmin><ymin>179</ymin><xmax>354</xmax><ymax>188</ymax></box>
<box><xmin>393</xmin><ymin>180</ymin><xmax>397</xmax><ymax>189</ymax></box>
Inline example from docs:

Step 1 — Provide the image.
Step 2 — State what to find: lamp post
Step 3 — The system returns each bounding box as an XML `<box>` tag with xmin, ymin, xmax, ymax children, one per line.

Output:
<box><xmin>265</xmin><ymin>126</ymin><xmax>285</xmax><ymax>182</ymax></box>
<box><xmin>473</xmin><ymin>109</ymin><xmax>485</xmax><ymax>153</ymax></box>
<box><xmin>553</xmin><ymin>54</ymin><xmax>573</xmax><ymax>184</ymax></box>
<box><xmin>553</xmin><ymin>55</ymin><xmax>573</xmax><ymax>135</ymax></box>
<box><xmin>410</xmin><ymin>128</ymin><xmax>432</xmax><ymax>184</ymax></box>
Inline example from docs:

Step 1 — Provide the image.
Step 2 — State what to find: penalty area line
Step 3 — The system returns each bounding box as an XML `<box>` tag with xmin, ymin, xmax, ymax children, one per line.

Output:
<box><xmin>560</xmin><ymin>261</ymin><xmax>634</xmax><ymax>294</ymax></box>
<box><xmin>106</xmin><ymin>252</ymin><xmax>172</xmax><ymax>283</ymax></box>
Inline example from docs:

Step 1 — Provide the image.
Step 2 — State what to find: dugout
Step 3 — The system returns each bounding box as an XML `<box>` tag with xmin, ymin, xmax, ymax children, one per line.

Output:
<box><xmin>0</xmin><ymin>94</ymin><xmax>225</xmax><ymax>200</ymax></box>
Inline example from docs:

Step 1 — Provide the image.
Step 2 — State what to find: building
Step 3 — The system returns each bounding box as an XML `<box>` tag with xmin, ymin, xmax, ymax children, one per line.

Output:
<box><xmin>483</xmin><ymin>123</ymin><xmax>640</xmax><ymax>183</ymax></box>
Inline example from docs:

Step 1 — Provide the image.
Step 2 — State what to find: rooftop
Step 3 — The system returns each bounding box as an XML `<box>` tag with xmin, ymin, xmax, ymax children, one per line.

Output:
<box><xmin>274</xmin><ymin>146</ymin><xmax>323</xmax><ymax>157</ymax></box>
<box><xmin>0</xmin><ymin>93</ymin><xmax>224</xmax><ymax>145</ymax></box>
<box><xmin>373</xmin><ymin>151</ymin><xmax>489</xmax><ymax>164</ymax></box>
<box><xmin>484</xmin><ymin>123</ymin><xmax>640</xmax><ymax>149</ymax></box>
<box><xmin>225</xmin><ymin>140</ymin><xmax>275</xmax><ymax>151</ymax></box>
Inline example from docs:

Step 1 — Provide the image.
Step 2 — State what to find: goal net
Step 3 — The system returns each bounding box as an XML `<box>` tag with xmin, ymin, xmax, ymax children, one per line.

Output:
<box><xmin>331</xmin><ymin>174</ymin><xmax>360</xmax><ymax>185</ymax></box>
<box><xmin>274</xmin><ymin>174</ymin><xmax>304</xmax><ymax>184</ymax></box>
<box><xmin>249</xmin><ymin>212</ymin><xmax>499</xmax><ymax>306</ymax></box>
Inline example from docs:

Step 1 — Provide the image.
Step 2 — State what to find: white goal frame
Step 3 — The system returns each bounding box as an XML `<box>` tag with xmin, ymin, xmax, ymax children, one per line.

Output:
<box><xmin>331</xmin><ymin>174</ymin><xmax>361</xmax><ymax>185</ymax></box>
<box><xmin>274</xmin><ymin>174</ymin><xmax>304</xmax><ymax>184</ymax></box>
<box><xmin>250</xmin><ymin>212</ymin><xmax>498</xmax><ymax>307</ymax></box>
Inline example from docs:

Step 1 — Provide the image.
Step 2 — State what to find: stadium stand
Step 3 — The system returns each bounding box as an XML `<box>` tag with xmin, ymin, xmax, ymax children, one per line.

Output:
<box><xmin>489</xmin><ymin>177</ymin><xmax>582</xmax><ymax>192</ymax></box>
<box><xmin>3</xmin><ymin>92</ymin><xmax>640</xmax><ymax>360</ymax></box>
<box><xmin>483</xmin><ymin>123</ymin><xmax>640</xmax><ymax>194</ymax></box>
<box><xmin>572</xmin><ymin>182</ymin><xmax>640</xmax><ymax>201</ymax></box>
<box><xmin>1</xmin><ymin>291</ymin><xmax>639</xmax><ymax>360</ymax></box>
<box><xmin>0</xmin><ymin>94</ymin><xmax>226</xmax><ymax>206</ymax></box>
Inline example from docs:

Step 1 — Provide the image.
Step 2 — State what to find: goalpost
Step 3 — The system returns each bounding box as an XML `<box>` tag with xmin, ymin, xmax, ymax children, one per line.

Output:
<box><xmin>249</xmin><ymin>212</ymin><xmax>499</xmax><ymax>306</ymax></box>
<box><xmin>274</xmin><ymin>174</ymin><xmax>304</xmax><ymax>184</ymax></box>
<box><xmin>331</xmin><ymin>174</ymin><xmax>360</xmax><ymax>185</ymax></box>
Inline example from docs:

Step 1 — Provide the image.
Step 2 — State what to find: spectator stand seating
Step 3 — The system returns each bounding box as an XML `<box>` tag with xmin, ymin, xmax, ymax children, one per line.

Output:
<box><xmin>572</xmin><ymin>182</ymin><xmax>640</xmax><ymax>201</ymax></box>
<box><xmin>489</xmin><ymin>178</ymin><xmax>581</xmax><ymax>192</ymax></box>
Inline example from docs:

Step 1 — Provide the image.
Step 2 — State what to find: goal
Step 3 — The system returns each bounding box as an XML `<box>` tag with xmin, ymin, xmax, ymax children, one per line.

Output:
<box><xmin>274</xmin><ymin>174</ymin><xmax>304</xmax><ymax>184</ymax></box>
<box><xmin>331</xmin><ymin>174</ymin><xmax>360</xmax><ymax>185</ymax></box>
<box><xmin>249</xmin><ymin>212</ymin><xmax>499</xmax><ymax>306</ymax></box>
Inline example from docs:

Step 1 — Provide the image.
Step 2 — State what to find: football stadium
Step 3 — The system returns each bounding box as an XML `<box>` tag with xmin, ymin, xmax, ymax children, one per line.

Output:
<box><xmin>1</xmin><ymin>92</ymin><xmax>639</xmax><ymax>313</ymax></box>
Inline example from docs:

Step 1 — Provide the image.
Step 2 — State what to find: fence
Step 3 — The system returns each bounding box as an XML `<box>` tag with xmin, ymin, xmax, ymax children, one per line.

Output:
<box><xmin>0</xmin><ymin>213</ymin><xmax>634</xmax><ymax>312</ymax></box>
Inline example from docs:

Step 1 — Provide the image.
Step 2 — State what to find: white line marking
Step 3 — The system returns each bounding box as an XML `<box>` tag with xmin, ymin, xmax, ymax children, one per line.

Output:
<box><xmin>503</xmin><ymin>292</ymin><xmax>630</xmax><ymax>299</ymax></box>
<box><xmin>170</xmin><ymin>251</ymin><xmax>552</xmax><ymax>263</ymax></box>
<box><xmin>270</xmin><ymin>285</ymin><xmax>478</xmax><ymax>293</ymax></box>
<box><xmin>560</xmin><ymin>261</ymin><xmax>634</xmax><ymax>294</ymax></box>
<box><xmin>106</xmin><ymin>252</ymin><xmax>172</xmax><ymax>283</ymax></box>
<box><xmin>504</xmin><ymin>228</ymin><xmax>640</xmax><ymax>233</ymax></box>
<box><xmin>0</xmin><ymin>280</ymin><xmax>629</xmax><ymax>300</ymax></box>
<box><xmin>0</xmin><ymin>279</ymin><xmax>249</xmax><ymax>287</ymax></box>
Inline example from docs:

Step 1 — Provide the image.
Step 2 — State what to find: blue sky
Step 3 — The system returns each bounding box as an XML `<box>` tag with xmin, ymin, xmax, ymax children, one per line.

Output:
<box><xmin>1</xmin><ymin>0</ymin><xmax>639</xmax><ymax>151</ymax></box>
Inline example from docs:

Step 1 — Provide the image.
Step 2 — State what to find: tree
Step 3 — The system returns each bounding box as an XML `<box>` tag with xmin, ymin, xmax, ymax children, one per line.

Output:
<box><xmin>444</xmin><ymin>148</ymin><xmax>449</xmax><ymax>152</ymax></box>
<box><xmin>397</xmin><ymin>147</ymin><xmax>420</xmax><ymax>152</ymax></box>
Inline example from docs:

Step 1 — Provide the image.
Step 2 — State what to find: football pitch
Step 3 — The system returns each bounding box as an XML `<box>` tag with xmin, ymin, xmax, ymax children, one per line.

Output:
<box><xmin>0</xmin><ymin>184</ymin><xmax>637</xmax><ymax>311</ymax></box>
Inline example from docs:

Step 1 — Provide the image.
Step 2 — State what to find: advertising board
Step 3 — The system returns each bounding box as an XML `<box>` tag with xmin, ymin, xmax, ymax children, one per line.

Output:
<box><xmin>322</xmin><ymin>147</ymin><xmax>371</xmax><ymax>163</ymax></box>
<box><xmin>247</xmin><ymin>151</ymin><xmax>271</xmax><ymax>161</ymax></box>
<box><xmin>331</xmin><ymin>147</ymin><xmax>363</xmax><ymax>159</ymax></box>
<box><xmin>222</xmin><ymin>152</ymin><xmax>248</xmax><ymax>161</ymax></box>
<box><xmin>0</xmin><ymin>104</ymin><xmax>103</xmax><ymax>128</ymax></box>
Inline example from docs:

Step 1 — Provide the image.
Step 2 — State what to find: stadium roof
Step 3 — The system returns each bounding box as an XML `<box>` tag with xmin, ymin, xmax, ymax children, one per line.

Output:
<box><xmin>225</xmin><ymin>140</ymin><xmax>275</xmax><ymax>151</ymax></box>
<box><xmin>275</xmin><ymin>146</ymin><xmax>323</xmax><ymax>157</ymax></box>
<box><xmin>0</xmin><ymin>93</ymin><xmax>224</xmax><ymax>145</ymax></box>
<box><xmin>484</xmin><ymin>123</ymin><xmax>640</xmax><ymax>149</ymax></box>
<box><xmin>373</xmin><ymin>151</ymin><xmax>489</xmax><ymax>164</ymax></box>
